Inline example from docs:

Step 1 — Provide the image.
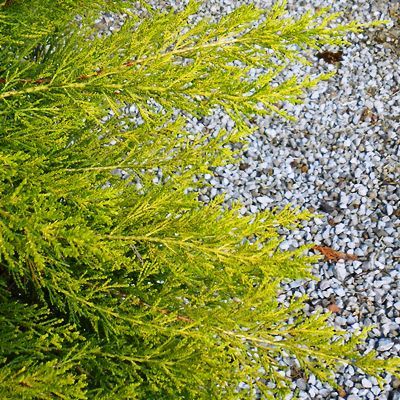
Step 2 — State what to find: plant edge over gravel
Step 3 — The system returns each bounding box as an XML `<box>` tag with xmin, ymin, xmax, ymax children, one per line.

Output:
<box><xmin>0</xmin><ymin>0</ymin><xmax>397</xmax><ymax>398</ymax></box>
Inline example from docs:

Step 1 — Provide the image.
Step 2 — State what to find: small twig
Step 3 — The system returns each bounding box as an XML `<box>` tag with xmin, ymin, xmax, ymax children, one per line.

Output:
<box><xmin>136</xmin><ymin>298</ymin><xmax>194</xmax><ymax>323</ymax></box>
<box><xmin>18</xmin><ymin>381</ymin><xmax>33</xmax><ymax>388</ymax></box>
<box><xmin>130</xmin><ymin>244</ymin><xmax>144</xmax><ymax>265</ymax></box>
<box><xmin>1</xmin><ymin>0</ymin><xmax>14</xmax><ymax>8</ymax></box>
<box><xmin>0</xmin><ymin>71</ymin><xmax>102</xmax><ymax>87</ymax></box>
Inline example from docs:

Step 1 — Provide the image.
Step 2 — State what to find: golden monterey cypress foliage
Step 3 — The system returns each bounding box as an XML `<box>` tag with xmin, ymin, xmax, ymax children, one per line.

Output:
<box><xmin>0</xmin><ymin>0</ymin><xmax>398</xmax><ymax>398</ymax></box>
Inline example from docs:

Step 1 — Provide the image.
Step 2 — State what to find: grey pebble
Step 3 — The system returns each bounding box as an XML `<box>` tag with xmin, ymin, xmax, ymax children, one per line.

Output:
<box><xmin>362</xmin><ymin>378</ymin><xmax>372</xmax><ymax>388</ymax></box>
<box><xmin>377</xmin><ymin>338</ymin><xmax>394</xmax><ymax>352</ymax></box>
<box><xmin>296</xmin><ymin>378</ymin><xmax>307</xmax><ymax>391</ymax></box>
<box><xmin>333</xmin><ymin>263</ymin><xmax>348</xmax><ymax>281</ymax></box>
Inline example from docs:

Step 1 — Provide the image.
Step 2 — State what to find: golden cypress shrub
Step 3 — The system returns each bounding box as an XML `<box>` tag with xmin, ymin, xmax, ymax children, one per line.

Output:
<box><xmin>0</xmin><ymin>1</ymin><xmax>397</xmax><ymax>398</ymax></box>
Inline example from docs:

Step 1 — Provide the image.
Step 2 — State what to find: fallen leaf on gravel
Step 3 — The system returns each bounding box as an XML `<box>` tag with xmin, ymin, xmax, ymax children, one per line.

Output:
<box><xmin>313</xmin><ymin>245</ymin><xmax>358</xmax><ymax>262</ymax></box>
<box><xmin>316</xmin><ymin>50</ymin><xmax>343</xmax><ymax>63</ymax></box>
<box><xmin>327</xmin><ymin>218</ymin><xmax>337</xmax><ymax>226</ymax></box>
<box><xmin>327</xmin><ymin>303</ymin><xmax>341</xmax><ymax>313</ymax></box>
<box><xmin>337</xmin><ymin>387</ymin><xmax>346</xmax><ymax>397</ymax></box>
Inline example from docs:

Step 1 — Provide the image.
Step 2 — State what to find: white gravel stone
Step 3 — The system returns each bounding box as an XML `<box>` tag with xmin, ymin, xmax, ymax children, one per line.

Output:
<box><xmin>358</xmin><ymin>186</ymin><xmax>368</xmax><ymax>196</ymax></box>
<box><xmin>296</xmin><ymin>378</ymin><xmax>307</xmax><ymax>391</ymax></box>
<box><xmin>371</xmin><ymin>386</ymin><xmax>381</xmax><ymax>396</ymax></box>
<box><xmin>377</xmin><ymin>338</ymin><xmax>394</xmax><ymax>352</ymax></box>
<box><xmin>348</xmin><ymin>395</ymin><xmax>361</xmax><ymax>400</ymax></box>
<box><xmin>256</xmin><ymin>196</ymin><xmax>272</xmax><ymax>206</ymax></box>
<box><xmin>333</xmin><ymin>263</ymin><xmax>348</xmax><ymax>281</ymax></box>
<box><xmin>362</xmin><ymin>378</ymin><xmax>373</xmax><ymax>388</ymax></box>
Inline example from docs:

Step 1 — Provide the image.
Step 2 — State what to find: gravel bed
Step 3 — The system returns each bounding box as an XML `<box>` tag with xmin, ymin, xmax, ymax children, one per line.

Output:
<box><xmin>97</xmin><ymin>1</ymin><xmax>399</xmax><ymax>398</ymax></box>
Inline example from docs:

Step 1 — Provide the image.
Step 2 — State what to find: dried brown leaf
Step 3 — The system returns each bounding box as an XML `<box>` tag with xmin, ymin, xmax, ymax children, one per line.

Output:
<box><xmin>313</xmin><ymin>245</ymin><xmax>358</xmax><ymax>262</ymax></box>
<box><xmin>327</xmin><ymin>303</ymin><xmax>341</xmax><ymax>313</ymax></box>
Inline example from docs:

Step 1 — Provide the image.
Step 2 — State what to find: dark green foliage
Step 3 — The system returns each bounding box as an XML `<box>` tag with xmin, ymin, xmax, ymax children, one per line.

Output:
<box><xmin>0</xmin><ymin>0</ymin><xmax>398</xmax><ymax>398</ymax></box>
